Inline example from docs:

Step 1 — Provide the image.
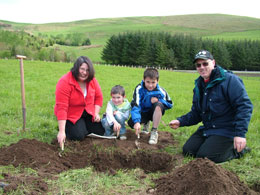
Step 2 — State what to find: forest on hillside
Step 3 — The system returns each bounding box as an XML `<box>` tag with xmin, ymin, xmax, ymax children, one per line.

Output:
<box><xmin>102</xmin><ymin>32</ymin><xmax>260</xmax><ymax>71</ymax></box>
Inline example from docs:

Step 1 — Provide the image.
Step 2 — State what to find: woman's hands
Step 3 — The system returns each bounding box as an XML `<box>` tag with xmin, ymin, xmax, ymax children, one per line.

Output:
<box><xmin>94</xmin><ymin>105</ymin><xmax>101</xmax><ymax>122</ymax></box>
<box><xmin>94</xmin><ymin>114</ymin><xmax>101</xmax><ymax>122</ymax></box>
<box><xmin>57</xmin><ymin>120</ymin><xmax>66</xmax><ymax>149</ymax></box>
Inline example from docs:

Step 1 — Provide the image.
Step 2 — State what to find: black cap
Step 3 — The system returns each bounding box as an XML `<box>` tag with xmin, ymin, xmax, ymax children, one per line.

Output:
<box><xmin>193</xmin><ymin>50</ymin><xmax>214</xmax><ymax>63</ymax></box>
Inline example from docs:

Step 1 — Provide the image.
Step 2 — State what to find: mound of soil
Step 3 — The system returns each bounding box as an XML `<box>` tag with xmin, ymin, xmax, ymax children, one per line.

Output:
<box><xmin>154</xmin><ymin>158</ymin><xmax>259</xmax><ymax>195</ymax></box>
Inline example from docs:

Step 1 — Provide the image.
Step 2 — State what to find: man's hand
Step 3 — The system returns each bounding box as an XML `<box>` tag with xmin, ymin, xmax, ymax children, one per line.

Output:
<box><xmin>151</xmin><ymin>97</ymin><xmax>159</xmax><ymax>104</ymax></box>
<box><xmin>169</xmin><ymin>120</ymin><xmax>180</xmax><ymax>129</ymax></box>
<box><xmin>234</xmin><ymin>137</ymin><xmax>246</xmax><ymax>152</ymax></box>
<box><xmin>134</xmin><ymin>122</ymin><xmax>141</xmax><ymax>135</ymax></box>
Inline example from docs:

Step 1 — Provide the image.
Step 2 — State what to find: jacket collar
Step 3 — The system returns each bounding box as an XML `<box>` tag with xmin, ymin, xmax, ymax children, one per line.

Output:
<box><xmin>195</xmin><ymin>65</ymin><xmax>226</xmax><ymax>89</ymax></box>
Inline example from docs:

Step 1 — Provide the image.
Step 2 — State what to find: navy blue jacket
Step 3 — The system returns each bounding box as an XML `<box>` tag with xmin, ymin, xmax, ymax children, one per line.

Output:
<box><xmin>177</xmin><ymin>66</ymin><xmax>253</xmax><ymax>138</ymax></box>
<box><xmin>131</xmin><ymin>81</ymin><xmax>173</xmax><ymax>124</ymax></box>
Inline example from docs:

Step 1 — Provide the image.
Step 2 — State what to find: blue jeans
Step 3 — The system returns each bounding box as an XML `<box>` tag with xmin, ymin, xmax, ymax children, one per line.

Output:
<box><xmin>101</xmin><ymin>113</ymin><xmax>127</xmax><ymax>136</ymax></box>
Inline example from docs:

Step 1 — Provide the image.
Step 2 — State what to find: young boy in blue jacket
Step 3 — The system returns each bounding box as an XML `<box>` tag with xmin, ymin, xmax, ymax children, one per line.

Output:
<box><xmin>128</xmin><ymin>68</ymin><xmax>173</xmax><ymax>144</ymax></box>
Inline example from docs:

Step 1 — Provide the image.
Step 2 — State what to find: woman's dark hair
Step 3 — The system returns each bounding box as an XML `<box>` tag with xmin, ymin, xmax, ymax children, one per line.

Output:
<box><xmin>71</xmin><ymin>56</ymin><xmax>95</xmax><ymax>82</ymax></box>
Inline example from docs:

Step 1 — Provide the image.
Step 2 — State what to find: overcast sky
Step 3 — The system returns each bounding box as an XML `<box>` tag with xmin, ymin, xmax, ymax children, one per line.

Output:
<box><xmin>0</xmin><ymin>0</ymin><xmax>259</xmax><ymax>24</ymax></box>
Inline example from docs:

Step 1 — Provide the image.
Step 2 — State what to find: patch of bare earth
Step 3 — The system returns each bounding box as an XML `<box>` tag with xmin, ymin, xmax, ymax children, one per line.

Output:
<box><xmin>0</xmin><ymin>130</ymin><xmax>258</xmax><ymax>194</ymax></box>
<box><xmin>0</xmin><ymin>130</ymin><xmax>179</xmax><ymax>194</ymax></box>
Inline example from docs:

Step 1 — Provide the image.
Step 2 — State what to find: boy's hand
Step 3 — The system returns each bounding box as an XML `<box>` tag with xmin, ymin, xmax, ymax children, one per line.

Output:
<box><xmin>113</xmin><ymin>110</ymin><xmax>118</xmax><ymax>115</ymax></box>
<box><xmin>169</xmin><ymin>120</ymin><xmax>180</xmax><ymax>129</ymax></box>
<box><xmin>134</xmin><ymin>123</ymin><xmax>141</xmax><ymax>135</ymax></box>
<box><xmin>151</xmin><ymin>97</ymin><xmax>159</xmax><ymax>104</ymax></box>
<box><xmin>113</xmin><ymin>121</ymin><xmax>121</xmax><ymax>132</ymax></box>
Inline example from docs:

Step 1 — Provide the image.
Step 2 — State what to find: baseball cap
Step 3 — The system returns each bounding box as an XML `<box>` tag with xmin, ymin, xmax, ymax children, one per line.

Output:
<box><xmin>193</xmin><ymin>50</ymin><xmax>214</xmax><ymax>63</ymax></box>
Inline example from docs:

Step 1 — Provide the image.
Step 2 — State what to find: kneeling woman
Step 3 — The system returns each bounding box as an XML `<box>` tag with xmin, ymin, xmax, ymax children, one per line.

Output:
<box><xmin>55</xmin><ymin>56</ymin><xmax>104</xmax><ymax>148</ymax></box>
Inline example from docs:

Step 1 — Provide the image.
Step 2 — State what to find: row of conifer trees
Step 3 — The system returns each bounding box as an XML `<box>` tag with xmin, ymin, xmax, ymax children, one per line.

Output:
<box><xmin>102</xmin><ymin>32</ymin><xmax>260</xmax><ymax>70</ymax></box>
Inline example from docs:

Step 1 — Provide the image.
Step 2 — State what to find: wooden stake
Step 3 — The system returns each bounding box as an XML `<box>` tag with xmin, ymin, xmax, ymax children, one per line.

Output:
<box><xmin>16</xmin><ymin>55</ymin><xmax>27</xmax><ymax>131</ymax></box>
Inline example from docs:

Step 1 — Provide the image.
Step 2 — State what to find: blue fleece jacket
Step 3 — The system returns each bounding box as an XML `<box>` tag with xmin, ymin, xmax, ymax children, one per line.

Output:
<box><xmin>130</xmin><ymin>81</ymin><xmax>173</xmax><ymax>124</ymax></box>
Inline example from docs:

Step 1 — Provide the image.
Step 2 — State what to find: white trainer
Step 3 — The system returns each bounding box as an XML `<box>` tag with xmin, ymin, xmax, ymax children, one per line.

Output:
<box><xmin>149</xmin><ymin>130</ymin><xmax>158</xmax><ymax>145</ymax></box>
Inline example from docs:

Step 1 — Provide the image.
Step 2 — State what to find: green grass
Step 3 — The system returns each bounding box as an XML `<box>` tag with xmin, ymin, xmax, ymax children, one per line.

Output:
<box><xmin>0</xmin><ymin>59</ymin><xmax>259</xmax><ymax>193</ymax></box>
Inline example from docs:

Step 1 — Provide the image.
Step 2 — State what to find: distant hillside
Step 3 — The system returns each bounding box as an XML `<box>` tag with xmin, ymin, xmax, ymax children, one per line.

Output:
<box><xmin>1</xmin><ymin>14</ymin><xmax>260</xmax><ymax>62</ymax></box>
<box><xmin>2</xmin><ymin>14</ymin><xmax>260</xmax><ymax>43</ymax></box>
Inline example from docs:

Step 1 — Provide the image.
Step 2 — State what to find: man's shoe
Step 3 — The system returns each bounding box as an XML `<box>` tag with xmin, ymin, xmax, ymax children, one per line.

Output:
<box><xmin>141</xmin><ymin>121</ymin><xmax>150</xmax><ymax>134</ymax></box>
<box><xmin>241</xmin><ymin>147</ymin><xmax>251</xmax><ymax>155</ymax></box>
<box><xmin>149</xmin><ymin>130</ymin><xmax>158</xmax><ymax>145</ymax></box>
<box><xmin>236</xmin><ymin>146</ymin><xmax>251</xmax><ymax>158</ymax></box>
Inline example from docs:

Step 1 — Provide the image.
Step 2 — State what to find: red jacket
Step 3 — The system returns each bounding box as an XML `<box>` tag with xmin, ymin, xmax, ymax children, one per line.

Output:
<box><xmin>54</xmin><ymin>71</ymin><xmax>103</xmax><ymax>124</ymax></box>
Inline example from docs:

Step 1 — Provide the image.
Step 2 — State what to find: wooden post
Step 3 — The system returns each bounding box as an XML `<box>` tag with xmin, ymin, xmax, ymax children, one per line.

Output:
<box><xmin>16</xmin><ymin>55</ymin><xmax>27</xmax><ymax>131</ymax></box>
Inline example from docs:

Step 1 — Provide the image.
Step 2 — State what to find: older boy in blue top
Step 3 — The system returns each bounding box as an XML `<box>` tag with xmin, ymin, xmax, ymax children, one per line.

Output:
<box><xmin>128</xmin><ymin>68</ymin><xmax>173</xmax><ymax>144</ymax></box>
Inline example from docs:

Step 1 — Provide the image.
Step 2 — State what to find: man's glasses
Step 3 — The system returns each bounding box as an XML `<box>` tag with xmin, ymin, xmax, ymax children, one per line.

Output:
<box><xmin>195</xmin><ymin>62</ymin><xmax>209</xmax><ymax>68</ymax></box>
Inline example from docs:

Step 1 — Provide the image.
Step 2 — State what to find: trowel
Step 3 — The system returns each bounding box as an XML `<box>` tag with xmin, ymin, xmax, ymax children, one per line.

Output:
<box><xmin>135</xmin><ymin>133</ymin><xmax>140</xmax><ymax>149</ymax></box>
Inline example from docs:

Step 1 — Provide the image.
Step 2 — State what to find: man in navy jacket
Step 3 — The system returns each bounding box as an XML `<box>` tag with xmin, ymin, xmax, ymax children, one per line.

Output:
<box><xmin>169</xmin><ymin>50</ymin><xmax>253</xmax><ymax>163</ymax></box>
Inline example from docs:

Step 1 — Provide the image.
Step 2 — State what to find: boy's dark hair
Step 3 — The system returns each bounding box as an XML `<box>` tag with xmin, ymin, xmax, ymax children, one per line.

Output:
<box><xmin>143</xmin><ymin>68</ymin><xmax>159</xmax><ymax>81</ymax></box>
<box><xmin>111</xmin><ymin>85</ymin><xmax>125</xmax><ymax>96</ymax></box>
<box><xmin>71</xmin><ymin>56</ymin><xmax>95</xmax><ymax>82</ymax></box>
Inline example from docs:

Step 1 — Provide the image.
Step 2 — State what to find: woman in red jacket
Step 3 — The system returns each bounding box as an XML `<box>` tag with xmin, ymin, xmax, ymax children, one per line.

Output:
<box><xmin>55</xmin><ymin>56</ymin><xmax>104</xmax><ymax>147</ymax></box>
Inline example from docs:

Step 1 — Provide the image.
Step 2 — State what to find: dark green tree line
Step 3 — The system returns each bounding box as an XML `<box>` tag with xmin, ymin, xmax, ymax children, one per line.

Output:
<box><xmin>102</xmin><ymin>32</ymin><xmax>260</xmax><ymax>70</ymax></box>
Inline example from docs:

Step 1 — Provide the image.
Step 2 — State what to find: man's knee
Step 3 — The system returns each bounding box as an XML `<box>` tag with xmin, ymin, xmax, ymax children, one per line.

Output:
<box><xmin>196</xmin><ymin>150</ymin><xmax>227</xmax><ymax>163</ymax></box>
<box><xmin>182</xmin><ymin>144</ymin><xmax>196</xmax><ymax>157</ymax></box>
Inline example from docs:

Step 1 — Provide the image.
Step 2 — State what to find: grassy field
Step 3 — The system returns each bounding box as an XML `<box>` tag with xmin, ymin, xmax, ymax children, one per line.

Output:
<box><xmin>0</xmin><ymin>59</ymin><xmax>259</xmax><ymax>193</ymax></box>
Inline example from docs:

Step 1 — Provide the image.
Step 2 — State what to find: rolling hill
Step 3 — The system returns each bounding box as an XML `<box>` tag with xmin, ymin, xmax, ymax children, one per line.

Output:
<box><xmin>1</xmin><ymin>14</ymin><xmax>260</xmax><ymax>62</ymax></box>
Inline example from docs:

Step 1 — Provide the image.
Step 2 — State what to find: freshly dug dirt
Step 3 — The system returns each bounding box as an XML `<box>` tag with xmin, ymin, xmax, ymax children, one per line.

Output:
<box><xmin>0</xmin><ymin>130</ymin><xmax>177</xmax><ymax>174</ymax></box>
<box><xmin>154</xmin><ymin>158</ymin><xmax>259</xmax><ymax>195</ymax></box>
<box><xmin>0</xmin><ymin>130</ymin><xmax>178</xmax><ymax>193</ymax></box>
<box><xmin>0</xmin><ymin>130</ymin><xmax>258</xmax><ymax>195</ymax></box>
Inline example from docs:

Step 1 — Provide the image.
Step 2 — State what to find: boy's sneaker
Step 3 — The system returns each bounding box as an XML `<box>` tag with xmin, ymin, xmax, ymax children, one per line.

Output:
<box><xmin>119</xmin><ymin>134</ymin><xmax>127</xmax><ymax>140</ymax></box>
<box><xmin>149</xmin><ymin>130</ymin><xmax>158</xmax><ymax>145</ymax></box>
<box><xmin>141</xmin><ymin>121</ymin><xmax>150</xmax><ymax>134</ymax></box>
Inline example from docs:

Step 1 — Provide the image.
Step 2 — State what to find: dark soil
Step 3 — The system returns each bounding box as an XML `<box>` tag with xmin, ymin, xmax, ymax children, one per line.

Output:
<box><xmin>0</xmin><ymin>130</ymin><xmax>178</xmax><ymax>194</ymax></box>
<box><xmin>154</xmin><ymin>158</ymin><xmax>259</xmax><ymax>195</ymax></box>
<box><xmin>0</xmin><ymin>129</ymin><xmax>258</xmax><ymax>195</ymax></box>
